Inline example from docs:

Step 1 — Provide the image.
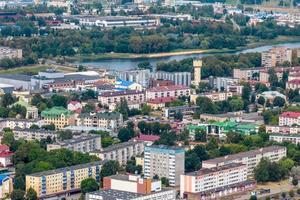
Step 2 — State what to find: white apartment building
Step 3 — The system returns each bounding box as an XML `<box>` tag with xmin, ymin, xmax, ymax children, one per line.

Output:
<box><xmin>279</xmin><ymin>112</ymin><xmax>300</xmax><ymax>126</ymax></box>
<box><xmin>144</xmin><ymin>145</ymin><xmax>185</xmax><ymax>186</ymax></box>
<box><xmin>266</xmin><ymin>125</ymin><xmax>300</xmax><ymax>134</ymax></box>
<box><xmin>269</xmin><ymin>134</ymin><xmax>300</xmax><ymax>145</ymax></box>
<box><xmin>180</xmin><ymin>163</ymin><xmax>247</xmax><ymax>198</ymax></box>
<box><xmin>202</xmin><ymin>146</ymin><xmax>287</xmax><ymax>176</ymax></box>
<box><xmin>90</xmin><ymin>140</ymin><xmax>144</xmax><ymax>166</ymax></box>
<box><xmin>0</xmin><ymin>47</ymin><xmax>22</xmax><ymax>60</ymax></box>
<box><xmin>98</xmin><ymin>90</ymin><xmax>145</xmax><ymax>107</ymax></box>
<box><xmin>47</xmin><ymin>135</ymin><xmax>101</xmax><ymax>153</ymax></box>
<box><xmin>145</xmin><ymin>85</ymin><xmax>191</xmax><ymax>100</ymax></box>
<box><xmin>286</xmin><ymin>79</ymin><xmax>300</xmax><ymax>90</ymax></box>
<box><xmin>76</xmin><ymin>112</ymin><xmax>123</xmax><ymax>131</ymax></box>
<box><xmin>198</xmin><ymin>91</ymin><xmax>233</xmax><ymax>102</ymax></box>
<box><xmin>0</xmin><ymin>119</ymin><xmax>41</xmax><ymax>130</ymax></box>
<box><xmin>13</xmin><ymin>129</ymin><xmax>57</xmax><ymax>141</ymax></box>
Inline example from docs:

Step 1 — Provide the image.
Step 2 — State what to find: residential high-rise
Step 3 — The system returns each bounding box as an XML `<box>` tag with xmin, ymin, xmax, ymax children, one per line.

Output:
<box><xmin>193</xmin><ymin>59</ymin><xmax>202</xmax><ymax>86</ymax></box>
<box><xmin>143</xmin><ymin>145</ymin><xmax>185</xmax><ymax>186</ymax></box>
<box><xmin>261</xmin><ymin>46</ymin><xmax>292</xmax><ymax>67</ymax></box>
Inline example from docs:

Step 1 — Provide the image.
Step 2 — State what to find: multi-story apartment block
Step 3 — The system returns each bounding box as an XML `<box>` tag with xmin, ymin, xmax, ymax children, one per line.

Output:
<box><xmin>269</xmin><ymin>134</ymin><xmax>300</xmax><ymax>144</ymax></box>
<box><xmin>90</xmin><ymin>140</ymin><xmax>144</xmax><ymax>166</ymax></box>
<box><xmin>0</xmin><ymin>145</ymin><xmax>14</xmax><ymax>167</ymax></box>
<box><xmin>180</xmin><ymin>163</ymin><xmax>255</xmax><ymax>199</ymax></box>
<box><xmin>0</xmin><ymin>46</ymin><xmax>22</xmax><ymax>60</ymax></box>
<box><xmin>144</xmin><ymin>145</ymin><xmax>185</xmax><ymax>186</ymax></box>
<box><xmin>103</xmin><ymin>174</ymin><xmax>161</xmax><ymax>194</ymax></box>
<box><xmin>86</xmin><ymin>189</ymin><xmax>176</xmax><ymax>200</ymax></box>
<box><xmin>266</xmin><ymin>125</ymin><xmax>300</xmax><ymax>134</ymax></box>
<box><xmin>47</xmin><ymin>134</ymin><xmax>101</xmax><ymax>153</ymax></box>
<box><xmin>164</xmin><ymin>105</ymin><xmax>199</xmax><ymax>119</ymax></box>
<box><xmin>279</xmin><ymin>112</ymin><xmax>300</xmax><ymax>126</ymax></box>
<box><xmin>76</xmin><ymin>112</ymin><xmax>123</xmax><ymax>131</ymax></box>
<box><xmin>286</xmin><ymin>79</ymin><xmax>300</xmax><ymax>90</ymax></box>
<box><xmin>115</xmin><ymin>69</ymin><xmax>151</xmax><ymax>88</ymax></box>
<box><xmin>198</xmin><ymin>91</ymin><xmax>233</xmax><ymax>102</ymax></box>
<box><xmin>41</xmin><ymin>106</ymin><xmax>75</xmax><ymax>129</ymax></box>
<box><xmin>98</xmin><ymin>90</ymin><xmax>145</xmax><ymax>107</ymax></box>
<box><xmin>13</xmin><ymin>128</ymin><xmax>57</xmax><ymax>141</ymax></box>
<box><xmin>0</xmin><ymin>119</ymin><xmax>41</xmax><ymax>130</ymax></box>
<box><xmin>261</xmin><ymin>47</ymin><xmax>292</xmax><ymax>67</ymax></box>
<box><xmin>152</xmin><ymin>71</ymin><xmax>192</xmax><ymax>87</ymax></box>
<box><xmin>25</xmin><ymin>161</ymin><xmax>102</xmax><ymax>198</ymax></box>
<box><xmin>202</xmin><ymin>146</ymin><xmax>286</xmax><ymax>175</ymax></box>
<box><xmin>260</xmin><ymin>66</ymin><xmax>300</xmax><ymax>83</ymax></box>
<box><xmin>146</xmin><ymin>85</ymin><xmax>191</xmax><ymax>100</ymax></box>
<box><xmin>233</xmin><ymin>68</ymin><xmax>262</xmax><ymax>81</ymax></box>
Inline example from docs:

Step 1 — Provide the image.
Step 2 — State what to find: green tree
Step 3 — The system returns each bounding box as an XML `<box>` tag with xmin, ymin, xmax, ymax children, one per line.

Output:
<box><xmin>161</xmin><ymin>177</ymin><xmax>169</xmax><ymax>187</ymax></box>
<box><xmin>273</xmin><ymin>96</ymin><xmax>285</xmax><ymax>107</ymax></box>
<box><xmin>292</xmin><ymin>178</ymin><xmax>298</xmax><ymax>186</ymax></box>
<box><xmin>141</xmin><ymin>104</ymin><xmax>151</xmax><ymax>115</ymax></box>
<box><xmin>10</xmin><ymin>189</ymin><xmax>25</xmax><ymax>200</ymax></box>
<box><xmin>257</xmin><ymin>96</ymin><xmax>265</xmax><ymax>105</ymax></box>
<box><xmin>116</xmin><ymin>99</ymin><xmax>129</xmax><ymax>120</ymax></box>
<box><xmin>254</xmin><ymin>158</ymin><xmax>269</xmax><ymax>183</ymax></box>
<box><xmin>206</xmin><ymin>137</ymin><xmax>218</xmax><ymax>151</ymax></box>
<box><xmin>82</xmin><ymin>103</ymin><xmax>95</xmax><ymax>113</ymax></box>
<box><xmin>249</xmin><ymin>196</ymin><xmax>257</xmax><ymax>200</ymax></box>
<box><xmin>25</xmin><ymin>187</ymin><xmax>37</xmax><ymax>200</ymax></box>
<box><xmin>51</xmin><ymin>94</ymin><xmax>68</xmax><ymax>108</ymax></box>
<box><xmin>194</xmin><ymin>129</ymin><xmax>207</xmax><ymax>142</ymax></box>
<box><xmin>174</xmin><ymin>112</ymin><xmax>183</xmax><ymax>121</ymax></box>
<box><xmin>1</xmin><ymin>93</ymin><xmax>15</xmax><ymax>107</ymax></box>
<box><xmin>118</xmin><ymin>127</ymin><xmax>134</xmax><ymax>142</ymax></box>
<box><xmin>80</xmin><ymin>178</ymin><xmax>99</xmax><ymax>194</ymax></box>
<box><xmin>100</xmin><ymin>161</ymin><xmax>121</xmax><ymax>178</ymax></box>
<box><xmin>196</xmin><ymin>96</ymin><xmax>217</xmax><ymax>114</ymax></box>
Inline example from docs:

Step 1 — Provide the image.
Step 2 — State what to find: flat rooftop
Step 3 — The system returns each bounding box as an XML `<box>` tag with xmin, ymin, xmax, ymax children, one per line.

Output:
<box><xmin>0</xmin><ymin>74</ymin><xmax>31</xmax><ymax>82</ymax></box>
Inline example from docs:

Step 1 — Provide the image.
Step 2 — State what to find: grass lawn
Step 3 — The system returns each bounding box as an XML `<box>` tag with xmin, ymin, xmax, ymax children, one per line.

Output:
<box><xmin>0</xmin><ymin>65</ymin><xmax>76</xmax><ymax>75</ymax></box>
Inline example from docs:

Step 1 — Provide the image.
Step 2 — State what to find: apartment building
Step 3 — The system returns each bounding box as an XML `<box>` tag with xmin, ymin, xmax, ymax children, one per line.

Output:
<box><xmin>202</xmin><ymin>146</ymin><xmax>287</xmax><ymax>176</ymax></box>
<box><xmin>25</xmin><ymin>161</ymin><xmax>102</xmax><ymax>198</ymax></box>
<box><xmin>180</xmin><ymin>163</ymin><xmax>255</xmax><ymax>199</ymax></box>
<box><xmin>266</xmin><ymin>125</ymin><xmax>300</xmax><ymax>134</ymax></box>
<box><xmin>47</xmin><ymin>134</ymin><xmax>101</xmax><ymax>153</ymax></box>
<box><xmin>90</xmin><ymin>140</ymin><xmax>144</xmax><ymax>166</ymax></box>
<box><xmin>0</xmin><ymin>119</ymin><xmax>41</xmax><ymax>130</ymax></box>
<box><xmin>76</xmin><ymin>112</ymin><xmax>123</xmax><ymax>131</ymax></box>
<box><xmin>0</xmin><ymin>46</ymin><xmax>22</xmax><ymax>60</ymax></box>
<box><xmin>0</xmin><ymin>145</ymin><xmax>14</xmax><ymax>167</ymax></box>
<box><xmin>279</xmin><ymin>111</ymin><xmax>300</xmax><ymax>126</ymax></box>
<box><xmin>144</xmin><ymin>145</ymin><xmax>185</xmax><ymax>186</ymax></box>
<box><xmin>41</xmin><ymin>107</ymin><xmax>75</xmax><ymax>129</ymax></box>
<box><xmin>164</xmin><ymin>105</ymin><xmax>199</xmax><ymax>119</ymax></box>
<box><xmin>198</xmin><ymin>91</ymin><xmax>233</xmax><ymax>102</ymax></box>
<box><xmin>13</xmin><ymin>128</ymin><xmax>57</xmax><ymax>141</ymax></box>
<box><xmin>261</xmin><ymin>47</ymin><xmax>292</xmax><ymax>67</ymax></box>
<box><xmin>152</xmin><ymin>71</ymin><xmax>192</xmax><ymax>87</ymax></box>
<box><xmin>260</xmin><ymin>66</ymin><xmax>300</xmax><ymax>83</ymax></box>
<box><xmin>146</xmin><ymin>85</ymin><xmax>191</xmax><ymax>100</ymax></box>
<box><xmin>103</xmin><ymin>174</ymin><xmax>161</xmax><ymax>194</ymax></box>
<box><xmin>269</xmin><ymin>134</ymin><xmax>300</xmax><ymax>144</ymax></box>
<box><xmin>98</xmin><ymin>90</ymin><xmax>145</xmax><ymax>107</ymax></box>
<box><xmin>286</xmin><ymin>79</ymin><xmax>300</xmax><ymax>90</ymax></box>
<box><xmin>233</xmin><ymin>68</ymin><xmax>262</xmax><ymax>81</ymax></box>
<box><xmin>115</xmin><ymin>69</ymin><xmax>151</xmax><ymax>88</ymax></box>
<box><xmin>86</xmin><ymin>189</ymin><xmax>176</xmax><ymax>200</ymax></box>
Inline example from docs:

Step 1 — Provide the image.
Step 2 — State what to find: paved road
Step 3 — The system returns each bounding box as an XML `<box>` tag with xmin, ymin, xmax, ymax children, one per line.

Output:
<box><xmin>235</xmin><ymin>180</ymin><xmax>295</xmax><ymax>200</ymax></box>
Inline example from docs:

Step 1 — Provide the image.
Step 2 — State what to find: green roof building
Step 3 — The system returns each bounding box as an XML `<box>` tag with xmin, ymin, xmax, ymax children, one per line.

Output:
<box><xmin>41</xmin><ymin>107</ymin><xmax>74</xmax><ymax>129</ymax></box>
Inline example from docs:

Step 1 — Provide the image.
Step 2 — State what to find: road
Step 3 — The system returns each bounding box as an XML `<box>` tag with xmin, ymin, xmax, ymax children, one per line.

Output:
<box><xmin>235</xmin><ymin>180</ymin><xmax>295</xmax><ymax>200</ymax></box>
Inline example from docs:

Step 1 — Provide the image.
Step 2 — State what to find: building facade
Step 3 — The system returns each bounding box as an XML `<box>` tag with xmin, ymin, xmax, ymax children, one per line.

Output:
<box><xmin>90</xmin><ymin>140</ymin><xmax>144</xmax><ymax>166</ymax></box>
<box><xmin>144</xmin><ymin>145</ymin><xmax>185</xmax><ymax>186</ymax></box>
<box><xmin>202</xmin><ymin>146</ymin><xmax>287</xmax><ymax>176</ymax></box>
<box><xmin>47</xmin><ymin>134</ymin><xmax>101</xmax><ymax>153</ymax></box>
<box><xmin>261</xmin><ymin>47</ymin><xmax>292</xmax><ymax>67</ymax></box>
<box><xmin>98</xmin><ymin>90</ymin><xmax>145</xmax><ymax>107</ymax></box>
<box><xmin>76</xmin><ymin>112</ymin><xmax>123</xmax><ymax>131</ymax></box>
<box><xmin>25</xmin><ymin>161</ymin><xmax>102</xmax><ymax>198</ymax></box>
<box><xmin>269</xmin><ymin>134</ymin><xmax>300</xmax><ymax>144</ymax></box>
<box><xmin>279</xmin><ymin>111</ymin><xmax>300</xmax><ymax>126</ymax></box>
<box><xmin>41</xmin><ymin>107</ymin><xmax>75</xmax><ymax>129</ymax></box>
<box><xmin>152</xmin><ymin>71</ymin><xmax>192</xmax><ymax>87</ymax></box>
<box><xmin>146</xmin><ymin>85</ymin><xmax>191</xmax><ymax>100</ymax></box>
<box><xmin>13</xmin><ymin>128</ymin><xmax>57</xmax><ymax>141</ymax></box>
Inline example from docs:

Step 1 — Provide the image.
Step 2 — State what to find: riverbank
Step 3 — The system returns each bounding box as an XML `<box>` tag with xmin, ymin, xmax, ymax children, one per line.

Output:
<box><xmin>69</xmin><ymin>36</ymin><xmax>300</xmax><ymax>62</ymax></box>
<box><xmin>0</xmin><ymin>64</ymin><xmax>76</xmax><ymax>75</ymax></box>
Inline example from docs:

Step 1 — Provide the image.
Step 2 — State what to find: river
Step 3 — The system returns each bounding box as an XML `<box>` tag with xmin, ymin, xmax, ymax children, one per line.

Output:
<box><xmin>75</xmin><ymin>41</ymin><xmax>300</xmax><ymax>71</ymax></box>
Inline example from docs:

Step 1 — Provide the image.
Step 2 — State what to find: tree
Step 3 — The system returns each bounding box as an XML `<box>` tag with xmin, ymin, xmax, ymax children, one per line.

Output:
<box><xmin>118</xmin><ymin>128</ymin><xmax>134</xmax><ymax>142</ymax></box>
<box><xmin>26</xmin><ymin>187</ymin><xmax>37</xmax><ymax>200</ymax></box>
<box><xmin>51</xmin><ymin>95</ymin><xmax>68</xmax><ymax>108</ymax></box>
<box><xmin>254</xmin><ymin>158</ymin><xmax>269</xmax><ymax>183</ymax></box>
<box><xmin>257</xmin><ymin>96</ymin><xmax>265</xmax><ymax>105</ymax></box>
<box><xmin>206</xmin><ymin>137</ymin><xmax>218</xmax><ymax>151</ymax></box>
<box><xmin>229</xmin><ymin>97</ymin><xmax>244</xmax><ymax>111</ymax></box>
<box><xmin>268</xmin><ymin>68</ymin><xmax>279</xmax><ymax>87</ymax></box>
<box><xmin>242</xmin><ymin>83</ymin><xmax>251</xmax><ymax>101</ymax></box>
<box><xmin>141</xmin><ymin>104</ymin><xmax>151</xmax><ymax>115</ymax></box>
<box><xmin>80</xmin><ymin>178</ymin><xmax>99</xmax><ymax>194</ymax></box>
<box><xmin>116</xmin><ymin>99</ymin><xmax>129</xmax><ymax>120</ymax></box>
<box><xmin>161</xmin><ymin>177</ymin><xmax>169</xmax><ymax>187</ymax></box>
<box><xmin>57</xmin><ymin>130</ymin><xmax>73</xmax><ymax>141</ymax></box>
<box><xmin>273</xmin><ymin>96</ymin><xmax>285</xmax><ymax>107</ymax></box>
<box><xmin>10</xmin><ymin>189</ymin><xmax>25</xmax><ymax>200</ymax></box>
<box><xmin>194</xmin><ymin>129</ymin><xmax>207</xmax><ymax>142</ymax></box>
<box><xmin>100</xmin><ymin>161</ymin><xmax>121</xmax><ymax>178</ymax></box>
<box><xmin>292</xmin><ymin>178</ymin><xmax>298</xmax><ymax>186</ymax></box>
<box><xmin>289</xmin><ymin>189</ymin><xmax>295</xmax><ymax>197</ymax></box>
<box><xmin>1</xmin><ymin>93</ymin><xmax>15</xmax><ymax>108</ymax></box>
<box><xmin>174</xmin><ymin>112</ymin><xmax>183</xmax><ymax>121</ymax></box>
<box><xmin>196</xmin><ymin>96</ymin><xmax>217</xmax><ymax>114</ymax></box>
<box><xmin>82</xmin><ymin>103</ymin><xmax>95</xmax><ymax>113</ymax></box>
<box><xmin>249</xmin><ymin>196</ymin><xmax>257</xmax><ymax>200</ymax></box>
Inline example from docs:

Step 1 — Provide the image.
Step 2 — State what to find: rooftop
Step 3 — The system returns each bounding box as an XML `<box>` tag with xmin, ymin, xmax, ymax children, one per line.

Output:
<box><xmin>203</xmin><ymin>145</ymin><xmax>286</xmax><ymax>165</ymax></box>
<box><xmin>41</xmin><ymin>106</ymin><xmax>73</xmax><ymax>118</ymax></box>
<box><xmin>100</xmin><ymin>90</ymin><xmax>144</xmax><ymax>97</ymax></box>
<box><xmin>280</xmin><ymin>111</ymin><xmax>300</xmax><ymax>119</ymax></box>
<box><xmin>134</xmin><ymin>134</ymin><xmax>160</xmax><ymax>142</ymax></box>
<box><xmin>147</xmin><ymin>85</ymin><xmax>189</xmax><ymax>92</ymax></box>
<box><xmin>87</xmin><ymin>189</ymin><xmax>144</xmax><ymax>200</ymax></box>
<box><xmin>94</xmin><ymin>140</ymin><xmax>143</xmax><ymax>153</ymax></box>
<box><xmin>28</xmin><ymin>161</ymin><xmax>102</xmax><ymax>177</ymax></box>
<box><xmin>0</xmin><ymin>74</ymin><xmax>31</xmax><ymax>82</ymax></box>
<box><xmin>78</xmin><ymin>112</ymin><xmax>122</xmax><ymax>120</ymax></box>
<box><xmin>186</xmin><ymin>163</ymin><xmax>245</xmax><ymax>176</ymax></box>
<box><xmin>147</xmin><ymin>97</ymin><xmax>176</xmax><ymax>104</ymax></box>
<box><xmin>52</xmin><ymin>134</ymin><xmax>101</xmax><ymax>146</ymax></box>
